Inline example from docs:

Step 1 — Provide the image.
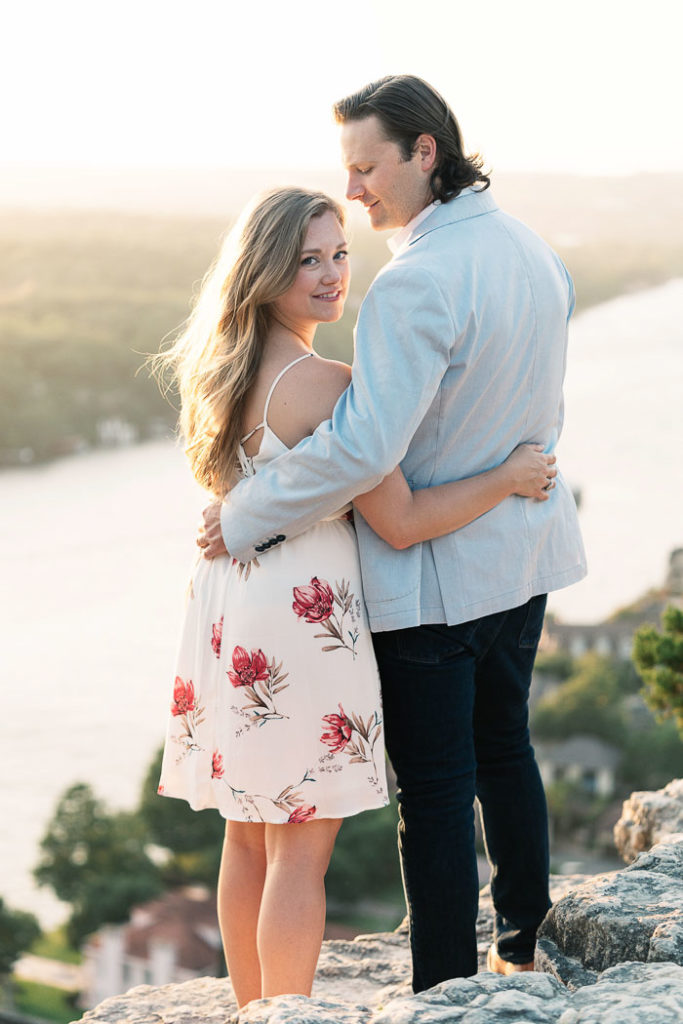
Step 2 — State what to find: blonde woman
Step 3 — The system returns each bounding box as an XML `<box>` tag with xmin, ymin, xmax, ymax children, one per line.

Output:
<box><xmin>156</xmin><ymin>187</ymin><xmax>555</xmax><ymax>1007</ymax></box>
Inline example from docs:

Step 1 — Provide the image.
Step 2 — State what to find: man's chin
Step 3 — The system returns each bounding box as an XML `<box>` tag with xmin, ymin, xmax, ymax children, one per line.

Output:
<box><xmin>368</xmin><ymin>207</ymin><xmax>390</xmax><ymax>231</ymax></box>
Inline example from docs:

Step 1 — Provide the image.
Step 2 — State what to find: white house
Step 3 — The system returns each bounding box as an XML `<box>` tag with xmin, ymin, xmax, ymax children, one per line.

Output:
<box><xmin>81</xmin><ymin>886</ymin><xmax>222</xmax><ymax>1009</ymax></box>
<box><xmin>535</xmin><ymin>735</ymin><xmax>621</xmax><ymax>798</ymax></box>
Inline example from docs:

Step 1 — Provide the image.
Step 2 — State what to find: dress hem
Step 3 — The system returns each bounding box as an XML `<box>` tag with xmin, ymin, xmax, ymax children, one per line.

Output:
<box><xmin>158</xmin><ymin>787</ymin><xmax>391</xmax><ymax>823</ymax></box>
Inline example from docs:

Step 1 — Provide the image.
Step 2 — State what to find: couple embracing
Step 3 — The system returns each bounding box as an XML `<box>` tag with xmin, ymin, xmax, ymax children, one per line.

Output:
<box><xmin>157</xmin><ymin>74</ymin><xmax>586</xmax><ymax>1006</ymax></box>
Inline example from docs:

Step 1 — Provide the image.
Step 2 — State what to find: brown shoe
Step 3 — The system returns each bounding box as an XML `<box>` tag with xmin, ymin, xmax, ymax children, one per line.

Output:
<box><xmin>486</xmin><ymin>944</ymin><xmax>535</xmax><ymax>975</ymax></box>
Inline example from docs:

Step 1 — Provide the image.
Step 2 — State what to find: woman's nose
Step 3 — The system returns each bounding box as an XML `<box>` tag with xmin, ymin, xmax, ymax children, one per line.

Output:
<box><xmin>321</xmin><ymin>261</ymin><xmax>342</xmax><ymax>283</ymax></box>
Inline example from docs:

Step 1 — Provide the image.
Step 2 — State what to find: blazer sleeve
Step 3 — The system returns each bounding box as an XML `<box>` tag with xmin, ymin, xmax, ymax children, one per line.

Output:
<box><xmin>220</xmin><ymin>264</ymin><xmax>454</xmax><ymax>562</ymax></box>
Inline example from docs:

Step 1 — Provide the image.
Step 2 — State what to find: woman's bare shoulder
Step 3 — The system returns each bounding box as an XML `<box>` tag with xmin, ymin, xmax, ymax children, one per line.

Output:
<box><xmin>302</xmin><ymin>356</ymin><xmax>351</xmax><ymax>417</ymax></box>
<box><xmin>310</xmin><ymin>354</ymin><xmax>352</xmax><ymax>388</ymax></box>
<box><xmin>265</xmin><ymin>353</ymin><xmax>352</xmax><ymax>443</ymax></box>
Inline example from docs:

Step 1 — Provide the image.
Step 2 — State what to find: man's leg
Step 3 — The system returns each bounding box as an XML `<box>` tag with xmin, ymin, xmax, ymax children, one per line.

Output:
<box><xmin>473</xmin><ymin>594</ymin><xmax>551</xmax><ymax>966</ymax></box>
<box><xmin>373</xmin><ymin>622</ymin><xmax>480</xmax><ymax>992</ymax></box>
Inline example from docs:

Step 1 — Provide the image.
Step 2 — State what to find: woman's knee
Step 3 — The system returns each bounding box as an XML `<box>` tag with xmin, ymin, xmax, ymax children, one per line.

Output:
<box><xmin>224</xmin><ymin>820</ymin><xmax>267</xmax><ymax>855</ymax></box>
<box><xmin>265</xmin><ymin>818</ymin><xmax>342</xmax><ymax>872</ymax></box>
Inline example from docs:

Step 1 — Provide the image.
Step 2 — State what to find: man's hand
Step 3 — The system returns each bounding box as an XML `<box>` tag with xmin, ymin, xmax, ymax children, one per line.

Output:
<box><xmin>197</xmin><ymin>502</ymin><xmax>229</xmax><ymax>559</ymax></box>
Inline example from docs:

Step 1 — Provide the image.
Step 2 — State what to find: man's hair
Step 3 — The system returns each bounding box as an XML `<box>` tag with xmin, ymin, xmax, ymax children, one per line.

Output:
<box><xmin>333</xmin><ymin>75</ymin><xmax>490</xmax><ymax>202</ymax></box>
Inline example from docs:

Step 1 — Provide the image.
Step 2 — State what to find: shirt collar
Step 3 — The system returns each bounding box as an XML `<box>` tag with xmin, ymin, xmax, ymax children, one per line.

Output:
<box><xmin>387</xmin><ymin>201</ymin><xmax>440</xmax><ymax>256</ymax></box>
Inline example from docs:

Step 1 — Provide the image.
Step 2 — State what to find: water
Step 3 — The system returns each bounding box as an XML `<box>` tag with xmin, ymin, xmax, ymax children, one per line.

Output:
<box><xmin>1</xmin><ymin>280</ymin><xmax>681</xmax><ymax>927</ymax></box>
<box><xmin>548</xmin><ymin>278</ymin><xmax>683</xmax><ymax>621</ymax></box>
<box><xmin>0</xmin><ymin>441</ymin><xmax>205</xmax><ymax>926</ymax></box>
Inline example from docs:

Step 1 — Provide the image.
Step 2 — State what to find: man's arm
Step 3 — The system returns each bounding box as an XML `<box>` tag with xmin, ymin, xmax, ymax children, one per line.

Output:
<box><xmin>220</xmin><ymin>265</ymin><xmax>454</xmax><ymax>563</ymax></box>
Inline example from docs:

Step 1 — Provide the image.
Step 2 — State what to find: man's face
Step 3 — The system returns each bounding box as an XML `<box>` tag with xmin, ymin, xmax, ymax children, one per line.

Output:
<box><xmin>340</xmin><ymin>114</ymin><xmax>433</xmax><ymax>231</ymax></box>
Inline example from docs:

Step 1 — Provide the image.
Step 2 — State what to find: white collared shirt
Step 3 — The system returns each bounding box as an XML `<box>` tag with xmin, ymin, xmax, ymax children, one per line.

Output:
<box><xmin>387</xmin><ymin>202</ymin><xmax>440</xmax><ymax>256</ymax></box>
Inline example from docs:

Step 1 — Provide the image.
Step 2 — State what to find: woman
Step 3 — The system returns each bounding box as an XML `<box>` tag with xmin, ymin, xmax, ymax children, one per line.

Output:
<box><xmin>155</xmin><ymin>187</ymin><xmax>555</xmax><ymax>1007</ymax></box>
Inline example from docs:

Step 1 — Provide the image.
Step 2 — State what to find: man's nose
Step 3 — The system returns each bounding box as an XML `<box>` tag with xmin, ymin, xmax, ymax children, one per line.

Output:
<box><xmin>345</xmin><ymin>173</ymin><xmax>363</xmax><ymax>202</ymax></box>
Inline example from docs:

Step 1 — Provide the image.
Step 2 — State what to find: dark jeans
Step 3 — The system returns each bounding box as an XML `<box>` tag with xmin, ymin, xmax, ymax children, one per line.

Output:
<box><xmin>372</xmin><ymin>595</ymin><xmax>551</xmax><ymax>992</ymax></box>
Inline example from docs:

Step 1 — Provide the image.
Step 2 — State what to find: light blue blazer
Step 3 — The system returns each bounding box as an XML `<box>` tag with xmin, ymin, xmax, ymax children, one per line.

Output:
<box><xmin>220</xmin><ymin>188</ymin><xmax>587</xmax><ymax>631</ymax></box>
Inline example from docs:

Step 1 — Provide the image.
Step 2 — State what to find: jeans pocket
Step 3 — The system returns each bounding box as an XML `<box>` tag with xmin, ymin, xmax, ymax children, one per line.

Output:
<box><xmin>518</xmin><ymin>594</ymin><xmax>548</xmax><ymax>649</ymax></box>
<box><xmin>396</xmin><ymin>623</ymin><xmax>475</xmax><ymax>665</ymax></box>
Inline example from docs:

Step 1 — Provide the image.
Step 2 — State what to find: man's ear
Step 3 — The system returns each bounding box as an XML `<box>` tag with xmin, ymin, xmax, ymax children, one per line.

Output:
<box><xmin>415</xmin><ymin>134</ymin><xmax>437</xmax><ymax>173</ymax></box>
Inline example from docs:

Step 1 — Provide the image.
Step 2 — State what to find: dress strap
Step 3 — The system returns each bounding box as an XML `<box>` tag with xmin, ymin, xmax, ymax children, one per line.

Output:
<box><xmin>262</xmin><ymin>352</ymin><xmax>313</xmax><ymax>425</ymax></box>
<box><xmin>240</xmin><ymin>352</ymin><xmax>313</xmax><ymax>445</ymax></box>
<box><xmin>240</xmin><ymin>422</ymin><xmax>264</xmax><ymax>445</ymax></box>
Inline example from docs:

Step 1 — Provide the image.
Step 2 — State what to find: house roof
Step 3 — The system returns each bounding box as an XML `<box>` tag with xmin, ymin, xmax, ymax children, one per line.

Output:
<box><xmin>535</xmin><ymin>734</ymin><xmax>621</xmax><ymax>770</ymax></box>
<box><xmin>123</xmin><ymin>886</ymin><xmax>221</xmax><ymax>972</ymax></box>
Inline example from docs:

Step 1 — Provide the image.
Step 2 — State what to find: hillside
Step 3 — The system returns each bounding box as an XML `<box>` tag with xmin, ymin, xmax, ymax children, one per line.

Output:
<box><xmin>2</xmin><ymin>172</ymin><xmax>682</xmax><ymax>465</ymax></box>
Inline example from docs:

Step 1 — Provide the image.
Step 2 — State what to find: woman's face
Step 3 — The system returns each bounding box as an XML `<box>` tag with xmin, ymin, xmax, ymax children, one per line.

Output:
<box><xmin>273</xmin><ymin>210</ymin><xmax>350</xmax><ymax>331</ymax></box>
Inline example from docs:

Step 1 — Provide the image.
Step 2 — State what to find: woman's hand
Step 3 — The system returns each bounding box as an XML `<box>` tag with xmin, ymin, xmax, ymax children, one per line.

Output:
<box><xmin>504</xmin><ymin>444</ymin><xmax>557</xmax><ymax>500</ymax></box>
<box><xmin>197</xmin><ymin>502</ymin><xmax>230</xmax><ymax>558</ymax></box>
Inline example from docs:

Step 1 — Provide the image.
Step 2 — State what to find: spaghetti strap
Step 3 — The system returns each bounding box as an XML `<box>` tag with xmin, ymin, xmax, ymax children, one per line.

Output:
<box><xmin>240</xmin><ymin>352</ymin><xmax>313</xmax><ymax>446</ymax></box>
<box><xmin>262</xmin><ymin>352</ymin><xmax>314</xmax><ymax>425</ymax></box>
<box><xmin>240</xmin><ymin>422</ymin><xmax>264</xmax><ymax>445</ymax></box>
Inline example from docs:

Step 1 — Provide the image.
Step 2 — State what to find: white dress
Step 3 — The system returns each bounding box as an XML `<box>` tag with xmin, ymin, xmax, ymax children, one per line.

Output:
<box><xmin>158</xmin><ymin>354</ymin><xmax>389</xmax><ymax>824</ymax></box>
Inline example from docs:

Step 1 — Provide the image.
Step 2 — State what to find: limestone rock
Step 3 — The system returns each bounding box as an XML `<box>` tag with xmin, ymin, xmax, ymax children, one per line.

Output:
<box><xmin>73</xmin><ymin>875</ymin><xmax>592</xmax><ymax>1023</ymax></box>
<box><xmin>614</xmin><ymin>778</ymin><xmax>683</xmax><ymax>863</ymax></box>
<box><xmin>369</xmin><ymin>971</ymin><xmax>569</xmax><ymax>1024</ymax></box>
<box><xmin>622</xmin><ymin>830</ymin><xmax>683</xmax><ymax>879</ymax></box>
<box><xmin>569</xmin><ymin>962</ymin><xmax>683</xmax><ymax>1023</ymax></box>
<box><xmin>312</xmin><ymin>933</ymin><xmax>411</xmax><ymax>1007</ymax></box>
<box><xmin>539</xmin><ymin>835</ymin><xmax>683</xmax><ymax>982</ymax></box>
<box><xmin>75</xmin><ymin>963</ymin><xmax>683</xmax><ymax>1023</ymax></box>
<box><xmin>233</xmin><ymin>994</ymin><xmax>372</xmax><ymax>1023</ymax></box>
<box><xmin>73</xmin><ymin>779</ymin><xmax>683</xmax><ymax>1022</ymax></box>
<box><xmin>75</xmin><ymin>975</ymin><xmax>236</xmax><ymax>1023</ymax></box>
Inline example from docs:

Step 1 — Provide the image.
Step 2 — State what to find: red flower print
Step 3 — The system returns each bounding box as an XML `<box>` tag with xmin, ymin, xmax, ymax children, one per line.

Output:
<box><xmin>288</xmin><ymin>805</ymin><xmax>316</xmax><ymax>824</ymax></box>
<box><xmin>321</xmin><ymin>704</ymin><xmax>353</xmax><ymax>753</ymax></box>
<box><xmin>211</xmin><ymin>616</ymin><xmax>223</xmax><ymax>658</ymax></box>
<box><xmin>172</xmin><ymin>677</ymin><xmax>195</xmax><ymax>716</ymax></box>
<box><xmin>157</xmin><ymin>784</ymin><xmax>165</xmax><ymax>795</ymax></box>
<box><xmin>228</xmin><ymin>646</ymin><xmax>269</xmax><ymax>688</ymax></box>
<box><xmin>211</xmin><ymin>751</ymin><xmax>224</xmax><ymax>779</ymax></box>
<box><xmin>292</xmin><ymin>577</ymin><xmax>334</xmax><ymax>623</ymax></box>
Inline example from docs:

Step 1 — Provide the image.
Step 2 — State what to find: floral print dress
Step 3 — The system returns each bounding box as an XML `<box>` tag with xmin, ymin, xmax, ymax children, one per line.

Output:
<box><xmin>158</xmin><ymin>355</ymin><xmax>389</xmax><ymax>823</ymax></box>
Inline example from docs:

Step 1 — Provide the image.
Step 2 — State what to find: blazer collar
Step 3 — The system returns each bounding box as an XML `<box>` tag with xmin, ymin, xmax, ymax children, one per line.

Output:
<box><xmin>406</xmin><ymin>186</ymin><xmax>499</xmax><ymax>247</ymax></box>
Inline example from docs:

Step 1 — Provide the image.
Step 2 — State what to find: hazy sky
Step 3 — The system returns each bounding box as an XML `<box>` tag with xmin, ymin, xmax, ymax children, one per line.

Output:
<box><xmin>3</xmin><ymin>0</ymin><xmax>682</xmax><ymax>175</ymax></box>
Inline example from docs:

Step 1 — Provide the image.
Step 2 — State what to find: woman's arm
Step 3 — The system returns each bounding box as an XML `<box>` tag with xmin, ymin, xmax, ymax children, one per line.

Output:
<box><xmin>353</xmin><ymin>445</ymin><xmax>556</xmax><ymax>550</ymax></box>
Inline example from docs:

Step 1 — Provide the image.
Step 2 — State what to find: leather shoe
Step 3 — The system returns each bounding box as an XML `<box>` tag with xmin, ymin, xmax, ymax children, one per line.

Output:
<box><xmin>486</xmin><ymin>944</ymin><xmax>535</xmax><ymax>974</ymax></box>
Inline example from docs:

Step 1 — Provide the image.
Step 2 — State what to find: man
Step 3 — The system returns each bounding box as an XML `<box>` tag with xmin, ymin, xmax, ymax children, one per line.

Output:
<box><xmin>200</xmin><ymin>75</ymin><xmax>586</xmax><ymax>990</ymax></box>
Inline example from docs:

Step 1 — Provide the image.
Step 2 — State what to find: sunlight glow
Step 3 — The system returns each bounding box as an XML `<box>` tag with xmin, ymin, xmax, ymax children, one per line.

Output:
<box><xmin>2</xmin><ymin>0</ymin><xmax>682</xmax><ymax>174</ymax></box>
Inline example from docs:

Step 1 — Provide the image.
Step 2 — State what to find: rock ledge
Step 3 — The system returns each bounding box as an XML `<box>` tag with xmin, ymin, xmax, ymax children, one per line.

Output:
<box><xmin>74</xmin><ymin>780</ymin><xmax>683</xmax><ymax>1023</ymax></box>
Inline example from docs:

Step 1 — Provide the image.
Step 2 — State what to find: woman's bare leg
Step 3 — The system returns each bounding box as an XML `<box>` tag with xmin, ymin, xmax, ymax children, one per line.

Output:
<box><xmin>258</xmin><ymin>818</ymin><xmax>342</xmax><ymax>998</ymax></box>
<box><xmin>217</xmin><ymin>820</ymin><xmax>267</xmax><ymax>1008</ymax></box>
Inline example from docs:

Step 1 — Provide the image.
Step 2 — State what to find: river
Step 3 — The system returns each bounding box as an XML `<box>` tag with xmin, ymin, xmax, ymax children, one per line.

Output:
<box><xmin>1</xmin><ymin>279</ymin><xmax>681</xmax><ymax>927</ymax></box>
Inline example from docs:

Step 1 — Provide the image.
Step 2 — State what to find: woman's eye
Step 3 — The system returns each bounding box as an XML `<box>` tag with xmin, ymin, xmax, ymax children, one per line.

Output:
<box><xmin>301</xmin><ymin>256</ymin><xmax>317</xmax><ymax>266</ymax></box>
<box><xmin>334</xmin><ymin>250</ymin><xmax>349</xmax><ymax>261</ymax></box>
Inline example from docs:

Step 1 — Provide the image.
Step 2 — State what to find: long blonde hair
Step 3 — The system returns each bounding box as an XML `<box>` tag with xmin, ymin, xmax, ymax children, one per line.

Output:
<box><xmin>154</xmin><ymin>187</ymin><xmax>345</xmax><ymax>496</ymax></box>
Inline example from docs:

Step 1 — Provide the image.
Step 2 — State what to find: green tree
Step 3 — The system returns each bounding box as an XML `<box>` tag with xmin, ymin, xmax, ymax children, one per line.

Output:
<box><xmin>34</xmin><ymin>783</ymin><xmax>162</xmax><ymax>946</ymax></box>
<box><xmin>621</xmin><ymin>716</ymin><xmax>683</xmax><ymax>789</ymax></box>
<box><xmin>138</xmin><ymin>748</ymin><xmax>225</xmax><ymax>885</ymax></box>
<box><xmin>0</xmin><ymin>897</ymin><xmax>40</xmax><ymax>978</ymax></box>
<box><xmin>326</xmin><ymin>800</ymin><xmax>403</xmax><ymax>911</ymax></box>
<box><xmin>533</xmin><ymin>650</ymin><xmax>576</xmax><ymax>681</ymax></box>
<box><xmin>531</xmin><ymin>653</ymin><xmax>626</xmax><ymax>742</ymax></box>
<box><xmin>633</xmin><ymin>605</ymin><xmax>683</xmax><ymax>737</ymax></box>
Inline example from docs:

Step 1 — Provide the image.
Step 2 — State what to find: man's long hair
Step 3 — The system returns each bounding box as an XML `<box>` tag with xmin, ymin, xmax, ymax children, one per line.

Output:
<box><xmin>333</xmin><ymin>75</ymin><xmax>490</xmax><ymax>202</ymax></box>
